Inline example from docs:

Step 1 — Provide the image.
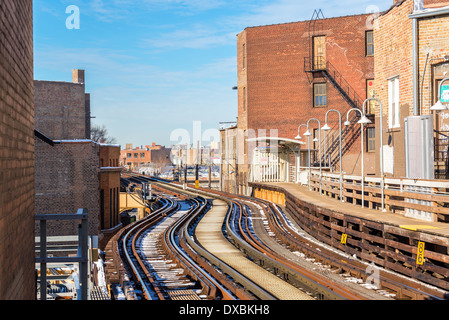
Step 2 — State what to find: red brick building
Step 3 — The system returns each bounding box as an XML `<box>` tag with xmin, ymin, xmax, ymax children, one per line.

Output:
<box><xmin>121</xmin><ymin>143</ymin><xmax>172</xmax><ymax>172</ymax></box>
<box><xmin>236</xmin><ymin>11</ymin><xmax>376</xmax><ymax>193</ymax></box>
<box><xmin>374</xmin><ymin>0</ymin><xmax>449</xmax><ymax>179</ymax></box>
<box><xmin>34</xmin><ymin>70</ymin><xmax>122</xmax><ymax>242</ymax></box>
<box><xmin>0</xmin><ymin>0</ymin><xmax>35</xmax><ymax>300</ymax></box>
<box><xmin>34</xmin><ymin>138</ymin><xmax>101</xmax><ymax>236</ymax></box>
<box><xmin>99</xmin><ymin>144</ymin><xmax>121</xmax><ymax>233</ymax></box>
<box><xmin>34</xmin><ymin>69</ymin><xmax>91</xmax><ymax>140</ymax></box>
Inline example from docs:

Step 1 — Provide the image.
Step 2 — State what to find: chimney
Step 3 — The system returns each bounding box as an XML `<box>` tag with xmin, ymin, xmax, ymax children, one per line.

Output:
<box><xmin>413</xmin><ymin>0</ymin><xmax>423</xmax><ymax>11</ymax></box>
<box><xmin>72</xmin><ymin>69</ymin><xmax>85</xmax><ymax>84</ymax></box>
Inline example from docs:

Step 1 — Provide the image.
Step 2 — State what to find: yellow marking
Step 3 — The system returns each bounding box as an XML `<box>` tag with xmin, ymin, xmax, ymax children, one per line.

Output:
<box><xmin>400</xmin><ymin>225</ymin><xmax>441</xmax><ymax>231</ymax></box>
<box><xmin>341</xmin><ymin>233</ymin><xmax>348</xmax><ymax>245</ymax></box>
<box><xmin>416</xmin><ymin>241</ymin><xmax>425</xmax><ymax>265</ymax></box>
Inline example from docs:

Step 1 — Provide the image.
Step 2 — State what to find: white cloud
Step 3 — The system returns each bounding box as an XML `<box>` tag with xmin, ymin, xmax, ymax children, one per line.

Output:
<box><xmin>144</xmin><ymin>25</ymin><xmax>236</xmax><ymax>50</ymax></box>
<box><xmin>225</xmin><ymin>0</ymin><xmax>393</xmax><ymax>29</ymax></box>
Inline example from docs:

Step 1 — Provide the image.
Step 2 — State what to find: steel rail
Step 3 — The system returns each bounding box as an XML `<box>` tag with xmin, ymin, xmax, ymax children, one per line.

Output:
<box><xmin>263</xmin><ymin>198</ymin><xmax>446</xmax><ymax>300</ymax></box>
<box><xmin>120</xmin><ymin>196</ymin><xmax>178</xmax><ymax>300</ymax></box>
<box><xmin>151</xmin><ymin>182</ymin><xmax>277</xmax><ymax>300</ymax></box>
<box><xmin>232</xmin><ymin>198</ymin><xmax>365</xmax><ymax>300</ymax></box>
<box><xmin>124</xmin><ymin>173</ymin><xmax>445</xmax><ymax>300</ymax></box>
<box><xmin>140</xmin><ymin>178</ymin><xmax>279</xmax><ymax>300</ymax></box>
<box><xmin>162</xmin><ymin>196</ymin><xmax>237</xmax><ymax>300</ymax></box>
<box><xmin>120</xmin><ymin>175</ymin><xmax>239</xmax><ymax>300</ymax></box>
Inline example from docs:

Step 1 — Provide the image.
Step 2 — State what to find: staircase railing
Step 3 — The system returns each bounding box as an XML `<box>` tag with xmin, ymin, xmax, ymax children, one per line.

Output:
<box><xmin>304</xmin><ymin>56</ymin><xmax>366</xmax><ymax>170</ymax></box>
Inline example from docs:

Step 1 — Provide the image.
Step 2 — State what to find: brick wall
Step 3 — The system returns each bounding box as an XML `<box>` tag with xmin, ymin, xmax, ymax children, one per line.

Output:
<box><xmin>34</xmin><ymin>70</ymin><xmax>90</xmax><ymax>140</ymax></box>
<box><xmin>237</xmin><ymin>13</ymin><xmax>376</xmax><ymax>188</ymax></box>
<box><xmin>99</xmin><ymin>145</ymin><xmax>121</xmax><ymax>231</ymax></box>
<box><xmin>0</xmin><ymin>0</ymin><xmax>35</xmax><ymax>300</ymax></box>
<box><xmin>35</xmin><ymin>140</ymin><xmax>100</xmax><ymax>237</ymax></box>
<box><xmin>418</xmin><ymin>13</ymin><xmax>449</xmax><ymax>118</ymax></box>
<box><xmin>373</xmin><ymin>0</ymin><xmax>413</xmax><ymax>178</ymax></box>
<box><xmin>374</xmin><ymin>0</ymin><xmax>449</xmax><ymax>178</ymax></box>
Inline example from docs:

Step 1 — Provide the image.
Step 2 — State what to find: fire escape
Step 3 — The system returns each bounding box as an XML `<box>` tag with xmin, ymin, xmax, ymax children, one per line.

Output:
<box><xmin>304</xmin><ymin>10</ymin><xmax>368</xmax><ymax>170</ymax></box>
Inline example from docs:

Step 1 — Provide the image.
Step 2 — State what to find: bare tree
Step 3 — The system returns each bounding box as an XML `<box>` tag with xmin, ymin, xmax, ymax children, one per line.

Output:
<box><xmin>91</xmin><ymin>124</ymin><xmax>117</xmax><ymax>144</ymax></box>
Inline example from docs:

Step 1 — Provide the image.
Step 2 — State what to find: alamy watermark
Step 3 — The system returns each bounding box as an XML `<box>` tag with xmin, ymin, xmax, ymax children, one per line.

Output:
<box><xmin>169</xmin><ymin>121</ymin><xmax>279</xmax><ymax>165</ymax></box>
<box><xmin>66</xmin><ymin>5</ymin><xmax>80</xmax><ymax>30</ymax></box>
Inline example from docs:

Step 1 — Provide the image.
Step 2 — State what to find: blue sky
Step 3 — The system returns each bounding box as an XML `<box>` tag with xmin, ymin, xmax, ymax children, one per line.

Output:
<box><xmin>33</xmin><ymin>0</ymin><xmax>393</xmax><ymax>148</ymax></box>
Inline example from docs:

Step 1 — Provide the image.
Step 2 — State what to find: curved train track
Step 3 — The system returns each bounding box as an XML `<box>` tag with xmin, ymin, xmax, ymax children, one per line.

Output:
<box><xmin>111</xmin><ymin>172</ymin><xmax>447</xmax><ymax>300</ymax></box>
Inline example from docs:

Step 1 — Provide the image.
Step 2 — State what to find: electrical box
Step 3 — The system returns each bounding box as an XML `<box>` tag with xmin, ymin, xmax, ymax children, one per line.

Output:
<box><xmin>404</xmin><ymin>115</ymin><xmax>434</xmax><ymax>179</ymax></box>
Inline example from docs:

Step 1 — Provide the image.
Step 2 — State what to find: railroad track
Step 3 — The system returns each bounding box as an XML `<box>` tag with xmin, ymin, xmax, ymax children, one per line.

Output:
<box><xmin>117</xmin><ymin>172</ymin><xmax>447</xmax><ymax>300</ymax></box>
<box><xmin>120</xmin><ymin>173</ymin><xmax>306</xmax><ymax>300</ymax></box>
<box><xmin>118</xmin><ymin>174</ymin><xmax>249</xmax><ymax>300</ymax></box>
<box><xmin>121</xmin><ymin>173</ymin><xmax>353</xmax><ymax>299</ymax></box>
<box><xmin>119</xmin><ymin>195</ymin><xmax>178</xmax><ymax>300</ymax></box>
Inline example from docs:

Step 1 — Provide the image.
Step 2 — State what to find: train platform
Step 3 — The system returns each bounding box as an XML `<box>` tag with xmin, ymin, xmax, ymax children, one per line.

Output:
<box><xmin>256</xmin><ymin>182</ymin><xmax>449</xmax><ymax>237</ymax></box>
<box><xmin>250</xmin><ymin>182</ymin><xmax>449</xmax><ymax>293</ymax></box>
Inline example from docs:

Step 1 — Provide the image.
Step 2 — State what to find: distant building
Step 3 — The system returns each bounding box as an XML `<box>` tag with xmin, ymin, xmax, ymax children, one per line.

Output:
<box><xmin>220</xmin><ymin>125</ymin><xmax>238</xmax><ymax>193</ymax></box>
<box><xmin>120</xmin><ymin>143</ymin><xmax>172</xmax><ymax>172</ymax></box>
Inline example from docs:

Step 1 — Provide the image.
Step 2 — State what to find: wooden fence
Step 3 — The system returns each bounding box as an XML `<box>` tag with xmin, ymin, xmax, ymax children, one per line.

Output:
<box><xmin>308</xmin><ymin>171</ymin><xmax>449</xmax><ymax>223</ymax></box>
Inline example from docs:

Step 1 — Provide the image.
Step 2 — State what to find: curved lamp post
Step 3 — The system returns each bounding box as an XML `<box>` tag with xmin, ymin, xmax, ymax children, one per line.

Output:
<box><xmin>345</xmin><ymin>108</ymin><xmax>371</xmax><ymax>208</ymax></box>
<box><xmin>305</xmin><ymin>118</ymin><xmax>322</xmax><ymax>194</ymax></box>
<box><xmin>295</xmin><ymin>124</ymin><xmax>308</xmax><ymax>140</ymax></box>
<box><xmin>322</xmin><ymin>109</ymin><xmax>343</xmax><ymax>202</ymax></box>
<box><xmin>295</xmin><ymin>124</ymin><xmax>309</xmax><ymax>183</ymax></box>
<box><xmin>430</xmin><ymin>77</ymin><xmax>449</xmax><ymax>111</ymax></box>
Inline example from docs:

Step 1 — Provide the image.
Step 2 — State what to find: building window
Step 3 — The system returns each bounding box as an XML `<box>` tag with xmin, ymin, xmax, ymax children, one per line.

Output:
<box><xmin>127</xmin><ymin>153</ymin><xmax>132</xmax><ymax>158</ymax></box>
<box><xmin>243</xmin><ymin>87</ymin><xmax>247</xmax><ymax>112</ymax></box>
<box><xmin>243</xmin><ymin>43</ymin><xmax>246</xmax><ymax>70</ymax></box>
<box><xmin>313</xmin><ymin>36</ymin><xmax>326</xmax><ymax>69</ymax></box>
<box><xmin>388</xmin><ymin>76</ymin><xmax>400</xmax><ymax>128</ymax></box>
<box><xmin>314</xmin><ymin>83</ymin><xmax>327</xmax><ymax>107</ymax></box>
<box><xmin>367</xmin><ymin>127</ymin><xmax>375</xmax><ymax>152</ymax></box>
<box><xmin>366</xmin><ymin>31</ymin><xmax>374</xmax><ymax>56</ymax></box>
<box><xmin>100</xmin><ymin>189</ymin><xmax>105</xmax><ymax>229</ymax></box>
<box><xmin>140</xmin><ymin>153</ymin><xmax>145</xmax><ymax>158</ymax></box>
<box><xmin>366</xmin><ymin>79</ymin><xmax>376</xmax><ymax>114</ymax></box>
<box><xmin>134</xmin><ymin>153</ymin><xmax>138</xmax><ymax>158</ymax></box>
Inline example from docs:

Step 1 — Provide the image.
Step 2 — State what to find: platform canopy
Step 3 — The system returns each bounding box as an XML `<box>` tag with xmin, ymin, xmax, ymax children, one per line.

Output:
<box><xmin>247</xmin><ymin>137</ymin><xmax>306</xmax><ymax>147</ymax></box>
<box><xmin>247</xmin><ymin>137</ymin><xmax>305</xmax><ymax>184</ymax></box>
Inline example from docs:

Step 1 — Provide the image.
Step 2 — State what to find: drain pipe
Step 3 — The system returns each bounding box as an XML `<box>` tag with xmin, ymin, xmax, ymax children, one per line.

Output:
<box><xmin>412</xmin><ymin>16</ymin><xmax>419</xmax><ymax>116</ymax></box>
<box><xmin>420</xmin><ymin>53</ymin><xmax>429</xmax><ymax>114</ymax></box>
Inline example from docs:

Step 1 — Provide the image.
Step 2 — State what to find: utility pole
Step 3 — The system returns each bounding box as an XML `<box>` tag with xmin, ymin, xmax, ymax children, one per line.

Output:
<box><xmin>195</xmin><ymin>140</ymin><xmax>200</xmax><ymax>189</ymax></box>
<box><xmin>209</xmin><ymin>147</ymin><xmax>212</xmax><ymax>189</ymax></box>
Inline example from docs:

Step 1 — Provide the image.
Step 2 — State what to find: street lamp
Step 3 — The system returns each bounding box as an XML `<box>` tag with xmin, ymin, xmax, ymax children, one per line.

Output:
<box><xmin>430</xmin><ymin>77</ymin><xmax>449</xmax><ymax>111</ymax></box>
<box><xmin>306</xmin><ymin>118</ymin><xmax>322</xmax><ymax>194</ymax></box>
<box><xmin>322</xmin><ymin>109</ymin><xmax>343</xmax><ymax>202</ymax></box>
<box><xmin>295</xmin><ymin>124</ymin><xmax>309</xmax><ymax>183</ymax></box>
<box><xmin>295</xmin><ymin>124</ymin><xmax>308</xmax><ymax>140</ymax></box>
<box><xmin>345</xmin><ymin>108</ymin><xmax>372</xmax><ymax>208</ymax></box>
<box><xmin>363</xmin><ymin>98</ymin><xmax>386</xmax><ymax>212</ymax></box>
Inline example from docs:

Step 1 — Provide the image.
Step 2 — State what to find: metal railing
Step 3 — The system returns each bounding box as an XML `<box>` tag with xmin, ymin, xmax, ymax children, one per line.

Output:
<box><xmin>308</xmin><ymin>171</ymin><xmax>449</xmax><ymax>222</ymax></box>
<box><xmin>35</xmin><ymin>209</ymin><xmax>89</xmax><ymax>300</ymax></box>
<box><xmin>434</xmin><ymin>130</ymin><xmax>449</xmax><ymax>180</ymax></box>
<box><xmin>304</xmin><ymin>56</ymin><xmax>367</xmax><ymax>170</ymax></box>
